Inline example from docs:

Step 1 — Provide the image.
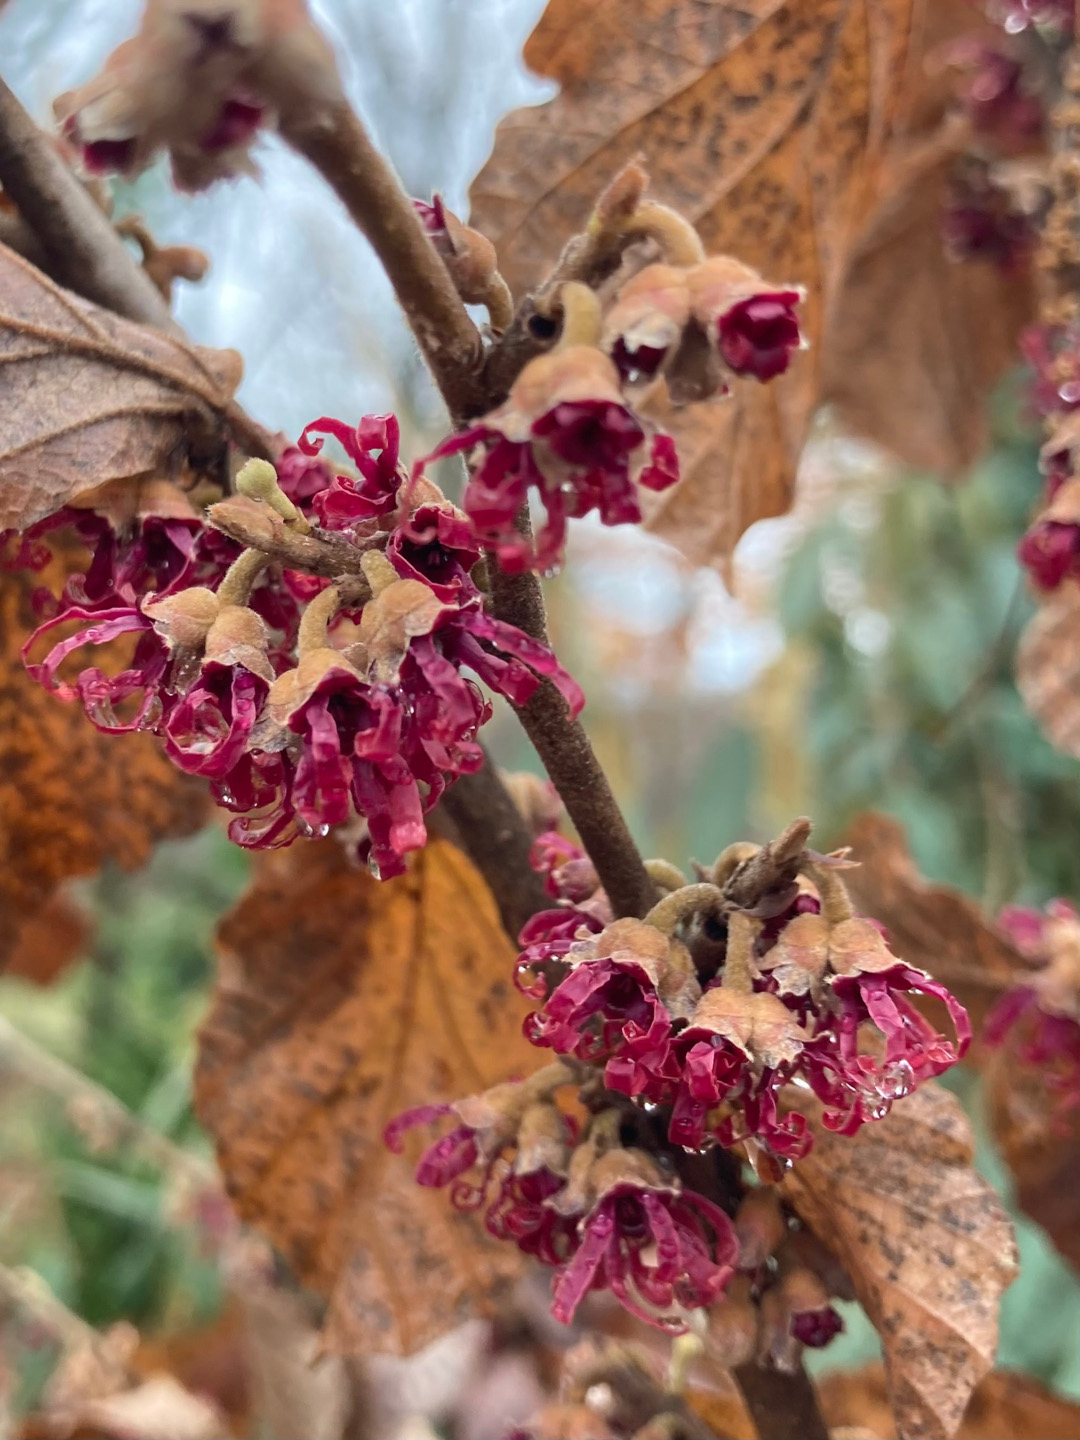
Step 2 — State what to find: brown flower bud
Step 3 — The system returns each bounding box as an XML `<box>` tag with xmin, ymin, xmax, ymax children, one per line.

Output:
<box><xmin>687</xmin><ymin>988</ymin><xmax>807</xmax><ymax>1070</ymax></box>
<box><xmin>142</xmin><ymin>587</ymin><xmax>220</xmax><ymax>650</ymax></box>
<box><xmin>602</xmin><ymin>263</ymin><xmax>692</xmax><ymax>383</ymax></box>
<box><xmin>580</xmin><ymin>918</ymin><xmax>701</xmax><ymax>1020</ymax></box>
<box><xmin>354</xmin><ymin>577</ymin><xmax>453</xmax><ymax>683</ymax></box>
<box><xmin>758</xmin><ymin>911</ymin><xmax>829</xmax><ymax>997</ymax></box>
<box><xmin>203</xmin><ymin>603</ymin><xmax>275</xmax><ymax>683</ymax></box>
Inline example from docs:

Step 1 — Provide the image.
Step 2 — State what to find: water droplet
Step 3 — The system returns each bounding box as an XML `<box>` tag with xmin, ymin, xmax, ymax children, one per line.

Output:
<box><xmin>367</xmin><ymin>855</ymin><xmax>382</xmax><ymax>879</ymax></box>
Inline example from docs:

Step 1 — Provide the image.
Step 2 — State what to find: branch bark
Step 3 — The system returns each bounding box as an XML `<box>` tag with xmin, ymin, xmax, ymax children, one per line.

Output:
<box><xmin>733</xmin><ymin>1362</ymin><xmax>830</xmax><ymax>1440</ymax></box>
<box><xmin>280</xmin><ymin>100</ymin><xmax>488</xmax><ymax>421</ymax></box>
<box><xmin>487</xmin><ymin>516</ymin><xmax>656</xmax><ymax>922</ymax></box>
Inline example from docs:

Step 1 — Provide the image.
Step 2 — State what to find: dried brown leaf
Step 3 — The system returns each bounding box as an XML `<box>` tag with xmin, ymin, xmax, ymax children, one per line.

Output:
<box><xmin>471</xmin><ymin>2</ymin><xmax>1027</xmax><ymax>566</ymax></box>
<box><xmin>838</xmin><ymin>812</ymin><xmax>1024</xmax><ymax>1038</ymax></box>
<box><xmin>0</xmin><ymin>552</ymin><xmax>209</xmax><ymax>966</ymax></box>
<box><xmin>986</xmin><ymin>1038</ymin><xmax>1080</xmax><ymax>1275</ymax></box>
<box><xmin>821</xmin><ymin>141</ymin><xmax>1036</xmax><ymax>477</ymax></box>
<box><xmin>781</xmin><ymin>1083</ymin><xmax>1018</xmax><ymax>1440</ymax></box>
<box><xmin>0</xmin><ymin>243</ymin><xmax>240</xmax><ymax>531</ymax></box>
<box><xmin>819</xmin><ymin>1362</ymin><xmax>1080</xmax><ymax>1440</ymax></box>
<box><xmin>194</xmin><ymin>837</ymin><xmax>542</xmax><ymax>1357</ymax></box>
<box><xmin>4</xmin><ymin>892</ymin><xmax>88</xmax><ymax>988</ymax></box>
<box><xmin>1016</xmin><ymin>581</ymin><xmax>1080</xmax><ymax>758</ymax></box>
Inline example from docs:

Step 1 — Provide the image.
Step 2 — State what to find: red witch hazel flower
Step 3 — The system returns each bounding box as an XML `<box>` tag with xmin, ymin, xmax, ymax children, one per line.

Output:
<box><xmin>986</xmin><ymin>899</ymin><xmax>1080</xmax><ymax>1125</ymax></box>
<box><xmin>514</xmin><ymin>831</ymin><xmax>610</xmax><ymax>1000</ymax></box>
<box><xmin>548</xmin><ymin>1116</ymin><xmax>738</xmax><ymax>1331</ymax></box>
<box><xmin>525</xmin><ymin>918</ymin><xmax>699</xmax><ymax>1087</ymax></box>
<box><xmin>261</xmin><ymin>548</ymin><xmax>583</xmax><ymax>876</ymax></box>
<box><xmin>385</xmin><ymin>1065</ymin><xmax>580</xmax><ymax>1269</ymax></box>
<box><xmin>417</xmin><ymin>283</ymin><xmax>680</xmax><ymax>574</ymax></box>
<box><xmin>686</xmin><ymin>257</ymin><xmax>804</xmax><ymax>383</ymax></box>
<box><xmin>52</xmin><ymin>0</ymin><xmax>342</xmax><ymax>191</ymax></box>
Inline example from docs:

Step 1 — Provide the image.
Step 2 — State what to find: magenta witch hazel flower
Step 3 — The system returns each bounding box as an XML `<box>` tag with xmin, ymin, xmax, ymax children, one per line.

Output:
<box><xmin>987</xmin><ymin>900</ymin><xmax>1080</xmax><ymax>1125</ymax></box>
<box><xmin>687</xmin><ymin>257</ymin><xmax>804</xmax><ymax>383</ymax></box>
<box><xmin>419</xmin><ymin>341</ymin><xmax>679</xmax><ymax>574</ymax></box>
<box><xmin>261</xmin><ymin>550</ymin><xmax>583</xmax><ymax>876</ymax></box>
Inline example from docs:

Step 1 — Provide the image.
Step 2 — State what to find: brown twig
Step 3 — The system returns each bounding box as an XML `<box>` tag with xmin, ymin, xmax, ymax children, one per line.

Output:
<box><xmin>733</xmin><ymin>1362</ymin><xmax>830</xmax><ymax>1440</ymax></box>
<box><xmin>279</xmin><ymin>100</ymin><xmax>487</xmax><ymax>421</ymax></box>
<box><xmin>439</xmin><ymin>750</ymin><xmax>550</xmax><ymax>939</ymax></box>
<box><xmin>487</xmin><ymin>516</ymin><xmax>657</xmax><ymax>922</ymax></box>
<box><xmin>0</xmin><ymin>74</ymin><xmax>174</xmax><ymax>330</ymax></box>
<box><xmin>207</xmin><ymin>495</ymin><xmax>383</xmax><ymax>577</ymax></box>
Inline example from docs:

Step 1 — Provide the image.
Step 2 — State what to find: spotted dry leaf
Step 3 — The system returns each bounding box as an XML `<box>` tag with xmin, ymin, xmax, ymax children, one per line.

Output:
<box><xmin>1016</xmin><ymin>581</ymin><xmax>1080</xmax><ymax>758</ymax></box>
<box><xmin>781</xmin><ymin>1082</ymin><xmax>1018</xmax><ymax>1440</ymax></box>
<box><xmin>194</xmin><ymin>837</ymin><xmax>541</xmax><ymax>1357</ymax></box>
<box><xmin>985</xmin><ymin>1038</ymin><xmax>1080</xmax><ymax>1276</ymax></box>
<box><xmin>819</xmin><ymin>1362</ymin><xmax>1080</xmax><ymax>1440</ymax></box>
<box><xmin>0</xmin><ymin>552</ymin><xmax>208</xmax><ymax>965</ymax></box>
<box><xmin>0</xmin><ymin>243</ymin><xmax>240</xmax><ymax>532</ymax></box>
<box><xmin>821</xmin><ymin>139</ymin><xmax>1036</xmax><ymax>478</ymax></box>
<box><xmin>839</xmin><ymin>812</ymin><xmax>1024</xmax><ymax>1039</ymax></box>
<box><xmin>471</xmin><ymin>1</ymin><xmax>1002</xmax><ymax>567</ymax></box>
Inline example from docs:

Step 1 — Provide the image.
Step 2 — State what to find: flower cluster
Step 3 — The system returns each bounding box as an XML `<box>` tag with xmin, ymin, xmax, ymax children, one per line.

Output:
<box><xmin>521</xmin><ymin>858</ymin><xmax>969</xmax><ymax>1158</ymax></box>
<box><xmin>10</xmin><ymin>414</ymin><xmax>582</xmax><ymax>878</ymax></box>
<box><xmin>390</xmin><ymin>827</ymin><xmax>964</xmax><ymax>1334</ymax></box>
<box><xmin>387</xmin><ymin>1086</ymin><xmax>739</xmax><ymax>1333</ymax></box>
<box><xmin>416</xmin><ymin>262</ymin><xmax>802</xmax><ymax>573</ymax></box>
<box><xmin>986</xmin><ymin>899</ymin><xmax>1080</xmax><ymax>1125</ymax></box>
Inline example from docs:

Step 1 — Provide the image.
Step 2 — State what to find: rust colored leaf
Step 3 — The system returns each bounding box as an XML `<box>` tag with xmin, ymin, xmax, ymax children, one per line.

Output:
<box><xmin>0</xmin><ymin>555</ymin><xmax>209</xmax><ymax>966</ymax></box>
<box><xmin>781</xmin><ymin>1082</ymin><xmax>1018</xmax><ymax>1440</ymax></box>
<box><xmin>0</xmin><ymin>243</ymin><xmax>240</xmax><ymax>532</ymax></box>
<box><xmin>821</xmin><ymin>140</ymin><xmax>1036</xmax><ymax>477</ymax></box>
<box><xmin>838</xmin><ymin>812</ymin><xmax>1025</xmax><ymax>1038</ymax></box>
<box><xmin>194</xmin><ymin>837</ymin><xmax>542</xmax><ymax>1357</ymax></box>
<box><xmin>1016</xmin><ymin>581</ymin><xmax>1080</xmax><ymax>758</ymax></box>
<box><xmin>986</xmin><ymin>1038</ymin><xmax>1080</xmax><ymax>1275</ymax></box>
<box><xmin>5</xmin><ymin>892</ymin><xmax>88</xmax><ymax>988</ymax></box>
<box><xmin>472</xmin><ymin>1</ymin><xmax>1026</xmax><ymax>566</ymax></box>
<box><xmin>819</xmin><ymin>1363</ymin><xmax>1080</xmax><ymax>1440</ymax></box>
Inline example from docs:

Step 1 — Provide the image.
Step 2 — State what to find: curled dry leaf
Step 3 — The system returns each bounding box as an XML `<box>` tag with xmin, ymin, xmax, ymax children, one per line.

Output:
<box><xmin>0</xmin><ymin>549</ymin><xmax>209</xmax><ymax>966</ymax></box>
<box><xmin>985</xmin><ymin>1036</ymin><xmax>1080</xmax><ymax>1275</ymax></box>
<box><xmin>471</xmin><ymin>1</ymin><xmax>1015</xmax><ymax>568</ymax></box>
<box><xmin>0</xmin><ymin>243</ymin><xmax>240</xmax><ymax>532</ymax></box>
<box><xmin>819</xmin><ymin>1362</ymin><xmax>1080</xmax><ymax>1440</ymax></box>
<box><xmin>1016</xmin><ymin>581</ymin><xmax>1080</xmax><ymax>758</ymax></box>
<box><xmin>838</xmin><ymin>812</ymin><xmax>1025</xmax><ymax>1038</ymax></box>
<box><xmin>194</xmin><ymin>837</ymin><xmax>543</xmax><ymax>1357</ymax></box>
<box><xmin>781</xmin><ymin>1082</ymin><xmax>1018</xmax><ymax>1440</ymax></box>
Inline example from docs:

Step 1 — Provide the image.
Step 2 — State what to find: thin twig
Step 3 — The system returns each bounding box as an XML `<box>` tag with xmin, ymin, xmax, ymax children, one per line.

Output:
<box><xmin>440</xmin><ymin>750</ymin><xmax>550</xmax><ymax>938</ymax></box>
<box><xmin>207</xmin><ymin>495</ymin><xmax>383</xmax><ymax>578</ymax></box>
<box><xmin>487</xmin><ymin>515</ymin><xmax>657</xmax><ymax>922</ymax></box>
<box><xmin>0</xmin><ymin>1014</ymin><xmax>212</xmax><ymax>1187</ymax></box>
<box><xmin>280</xmin><ymin>100</ymin><xmax>487</xmax><ymax>421</ymax></box>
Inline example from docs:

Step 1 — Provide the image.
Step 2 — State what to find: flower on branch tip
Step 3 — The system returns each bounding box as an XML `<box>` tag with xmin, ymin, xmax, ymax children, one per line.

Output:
<box><xmin>419</xmin><ymin>343</ymin><xmax>679</xmax><ymax>574</ymax></box>
<box><xmin>686</xmin><ymin>257</ymin><xmax>804</xmax><ymax>383</ymax></box>
<box><xmin>52</xmin><ymin>0</ymin><xmax>342</xmax><ymax>191</ymax></box>
<box><xmin>601</xmin><ymin>264</ymin><xmax>692</xmax><ymax>384</ymax></box>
